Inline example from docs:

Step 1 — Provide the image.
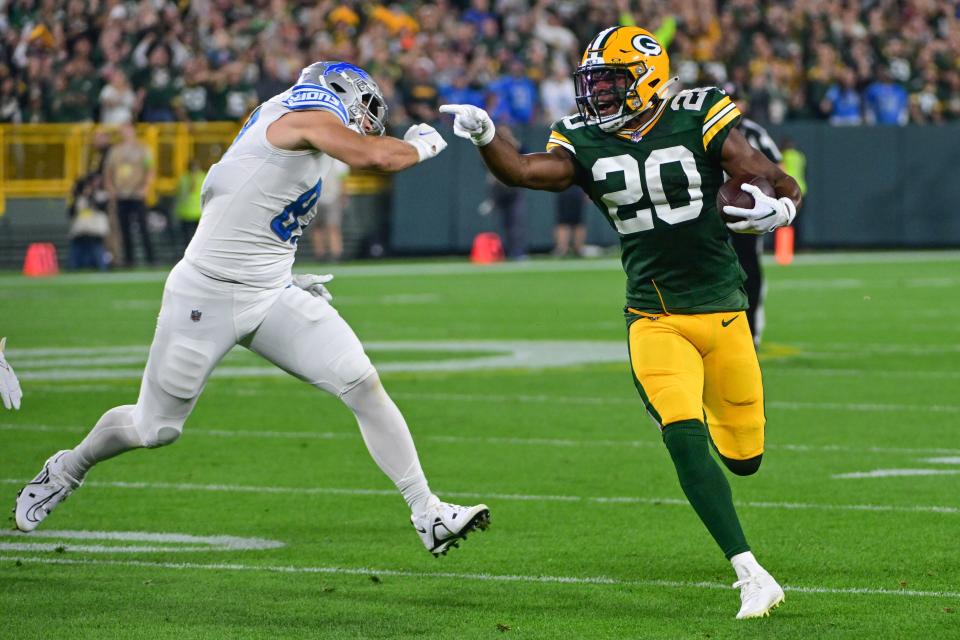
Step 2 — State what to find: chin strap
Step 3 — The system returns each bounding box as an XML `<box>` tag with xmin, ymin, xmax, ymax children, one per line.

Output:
<box><xmin>607</xmin><ymin>75</ymin><xmax>681</xmax><ymax>134</ymax></box>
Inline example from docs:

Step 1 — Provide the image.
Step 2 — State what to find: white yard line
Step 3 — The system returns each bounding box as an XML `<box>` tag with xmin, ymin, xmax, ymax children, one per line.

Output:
<box><xmin>834</xmin><ymin>469</ymin><xmax>960</xmax><ymax>479</ymax></box>
<box><xmin>0</xmin><ymin>528</ymin><xmax>285</xmax><ymax>553</ymax></box>
<box><xmin>0</xmin><ymin>528</ymin><xmax>283</xmax><ymax>553</ymax></box>
<box><xmin>5</xmin><ymin>423</ymin><xmax>960</xmax><ymax>457</ymax></box>
<box><xmin>2</xmin><ymin>555</ymin><xmax>958</xmax><ymax>600</ymax></box>
<box><xmin>762</xmin><ymin>367</ymin><xmax>960</xmax><ymax>380</ymax></box>
<box><xmin>0</xmin><ymin>478</ymin><xmax>954</xmax><ymax>514</ymax></box>
<box><xmin>389</xmin><ymin>392</ymin><xmax>960</xmax><ymax>415</ymax></box>
<box><xmin>0</xmin><ymin>543</ymin><xmax>221</xmax><ymax>553</ymax></box>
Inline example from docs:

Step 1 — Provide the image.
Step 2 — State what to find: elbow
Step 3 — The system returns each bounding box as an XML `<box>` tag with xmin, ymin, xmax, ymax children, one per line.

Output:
<box><xmin>497</xmin><ymin>172</ymin><xmax>522</xmax><ymax>188</ymax></box>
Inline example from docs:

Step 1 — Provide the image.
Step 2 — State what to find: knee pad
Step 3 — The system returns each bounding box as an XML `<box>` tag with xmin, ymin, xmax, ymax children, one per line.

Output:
<box><xmin>646</xmin><ymin>382</ymin><xmax>703</xmax><ymax>426</ymax></box>
<box><xmin>131</xmin><ymin>403</ymin><xmax>184</xmax><ymax>448</ymax></box>
<box><xmin>719</xmin><ymin>453</ymin><xmax>763</xmax><ymax>476</ymax></box>
<box><xmin>144</xmin><ymin>425</ymin><xmax>182</xmax><ymax>448</ymax></box>
<box><xmin>330</xmin><ymin>347</ymin><xmax>374</xmax><ymax>392</ymax></box>
<box><xmin>341</xmin><ymin>370</ymin><xmax>385</xmax><ymax>408</ymax></box>
<box><xmin>137</xmin><ymin>421</ymin><xmax>182</xmax><ymax>449</ymax></box>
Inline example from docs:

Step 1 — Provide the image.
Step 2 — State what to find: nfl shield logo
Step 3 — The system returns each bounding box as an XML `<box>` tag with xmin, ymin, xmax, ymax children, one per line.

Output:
<box><xmin>190</xmin><ymin>309</ymin><xmax>202</xmax><ymax>322</ymax></box>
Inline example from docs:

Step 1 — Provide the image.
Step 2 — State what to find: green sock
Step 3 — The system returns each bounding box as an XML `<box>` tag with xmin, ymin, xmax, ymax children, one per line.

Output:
<box><xmin>662</xmin><ymin>419</ymin><xmax>750</xmax><ymax>559</ymax></box>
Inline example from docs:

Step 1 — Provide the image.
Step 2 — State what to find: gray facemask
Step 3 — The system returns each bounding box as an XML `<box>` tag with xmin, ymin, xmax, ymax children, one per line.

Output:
<box><xmin>296</xmin><ymin>61</ymin><xmax>388</xmax><ymax>136</ymax></box>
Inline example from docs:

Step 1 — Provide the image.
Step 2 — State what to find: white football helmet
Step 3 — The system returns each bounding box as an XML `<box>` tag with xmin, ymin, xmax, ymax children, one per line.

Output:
<box><xmin>297</xmin><ymin>61</ymin><xmax>388</xmax><ymax>136</ymax></box>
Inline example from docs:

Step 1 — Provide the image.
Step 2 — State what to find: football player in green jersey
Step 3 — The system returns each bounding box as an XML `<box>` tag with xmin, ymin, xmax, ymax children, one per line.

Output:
<box><xmin>441</xmin><ymin>26</ymin><xmax>802</xmax><ymax>619</ymax></box>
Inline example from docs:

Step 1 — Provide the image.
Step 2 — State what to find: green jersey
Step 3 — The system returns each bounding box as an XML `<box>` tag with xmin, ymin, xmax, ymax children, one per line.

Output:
<box><xmin>548</xmin><ymin>87</ymin><xmax>747</xmax><ymax>314</ymax></box>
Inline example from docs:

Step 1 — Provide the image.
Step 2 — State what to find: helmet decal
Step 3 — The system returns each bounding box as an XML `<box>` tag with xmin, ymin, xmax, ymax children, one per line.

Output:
<box><xmin>295</xmin><ymin>61</ymin><xmax>388</xmax><ymax>136</ymax></box>
<box><xmin>574</xmin><ymin>27</ymin><xmax>671</xmax><ymax>133</ymax></box>
<box><xmin>632</xmin><ymin>34</ymin><xmax>662</xmax><ymax>56</ymax></box>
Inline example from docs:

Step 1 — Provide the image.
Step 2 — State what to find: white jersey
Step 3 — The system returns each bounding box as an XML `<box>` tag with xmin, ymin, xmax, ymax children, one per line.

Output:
<box><xmin>185</xmin><ymin>83</ymin><xmax>351</xmax><ymax>288</ymax></box>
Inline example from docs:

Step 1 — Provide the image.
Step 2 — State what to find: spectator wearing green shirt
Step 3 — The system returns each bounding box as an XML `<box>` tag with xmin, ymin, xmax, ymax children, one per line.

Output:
<box><xmin>174</xmin><ymin>160</ymin><xmax>205</xmax><ymax>249</ymax></box>
<box><xmin>135</xmin><ymin>46</ymin><xmax>180</xmax><ymax>122</ymax></box>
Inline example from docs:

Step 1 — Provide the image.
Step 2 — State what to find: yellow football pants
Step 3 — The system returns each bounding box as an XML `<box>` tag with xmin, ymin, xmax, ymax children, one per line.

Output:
<box><xmin>627</xmin><ymin>309</ymin><xmax>765</xmax><ymax>460</ymax></box>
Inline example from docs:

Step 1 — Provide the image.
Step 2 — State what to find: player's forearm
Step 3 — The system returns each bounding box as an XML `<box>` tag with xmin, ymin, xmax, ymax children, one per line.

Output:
<box><xmin>478</xmin><ymin>135</ymin><xmax>525</xmax><ymax>186</ymax></box>
<box><xmin>318</xmin><ymin>133</ymin><xmax>420</xmax><ymax>173</ymax></box>
<box><xmin>362</xmin><ymin>137</ymin><xmax>421</xmax><ymax>173</ymax></box>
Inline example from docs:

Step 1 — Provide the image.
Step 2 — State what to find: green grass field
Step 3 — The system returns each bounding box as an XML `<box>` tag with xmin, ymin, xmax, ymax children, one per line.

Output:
<box><xmin>1</xmin><ymin>252</ymin><xmax>958</xmax><ymax>639</ymax></box>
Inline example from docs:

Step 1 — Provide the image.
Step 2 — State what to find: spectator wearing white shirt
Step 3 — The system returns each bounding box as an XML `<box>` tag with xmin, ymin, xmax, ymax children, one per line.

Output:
<box><xmin>99</xmin><ymin>70</ymin><xmax>137</xmax><ymax>125</ymax></box>
<box><xmin>540</xmin><ymin>63</ymin><xmax>577</xmax><ymax>124</ymax></box>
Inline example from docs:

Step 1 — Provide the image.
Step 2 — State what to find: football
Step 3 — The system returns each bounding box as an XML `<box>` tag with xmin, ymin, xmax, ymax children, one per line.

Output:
<box><xmin>717</xmin><ymin>175</ymin><xmax>776</xmax><ymax>222</ymax></box>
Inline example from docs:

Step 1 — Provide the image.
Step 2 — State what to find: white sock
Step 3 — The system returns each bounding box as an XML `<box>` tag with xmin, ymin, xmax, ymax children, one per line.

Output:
<box><xmin>61</xmin><ymin>405</ymin><xmax>144</xmax><ymax>481</ymax></box>
<box><xmin>731</xmin><ymin>551</ymin><xmax>764</xmax><ymax>581</ymax></box>
<box><xmin>341</xmin><ymin>374</ymin><xmax>433</xmax><ymax>516</ymax></box>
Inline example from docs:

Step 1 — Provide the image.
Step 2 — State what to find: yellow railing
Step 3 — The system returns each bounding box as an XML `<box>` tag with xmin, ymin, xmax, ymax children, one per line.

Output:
<box><xmin>0</xmin><ymin>122</ymin><xmax>390</xmax><ymax>215</ymax></box>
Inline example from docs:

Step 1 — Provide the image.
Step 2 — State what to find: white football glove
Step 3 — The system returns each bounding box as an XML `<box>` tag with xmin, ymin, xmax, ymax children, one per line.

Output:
<box><xmin>292</xmin><ymin>273</ymin><xmax>334</xmax><ymax>302</ymax></box>
<box><xmin>0</xmin><ymin>337</ymin><xmax>23</xmax><ymax>410</ymax></box>
<box><xmin>724</xmin><ymin>183</ymin><xmax>797</xmax><ymax>235</ymax></box>
<box><xmin>403</xmin><ymin>123</ymin><xmax>447</xmax><ymax>162</ymax></box>
<box><xmin>438</xmin><ymin>104</ymin><xmax>495</xmax><ymax>146</ymax></box>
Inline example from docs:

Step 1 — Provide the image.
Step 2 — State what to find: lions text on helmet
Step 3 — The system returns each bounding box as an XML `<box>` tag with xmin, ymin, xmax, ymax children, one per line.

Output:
<box><xmin>13</xmin><ymin>60</ymin><xmax>487</xmax><ymax>560</ymax></box>
<box><xmin>293</xmin><ymin>62</ymin><xmax>388</xmax><ymax>136</ymax></box>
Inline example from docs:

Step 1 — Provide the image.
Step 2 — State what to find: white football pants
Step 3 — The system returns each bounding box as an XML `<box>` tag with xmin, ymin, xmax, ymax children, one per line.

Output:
<box><xmin>130</xmin><ymin>259</ymin><xmax>376</xmax><ymax>446</ymax></box>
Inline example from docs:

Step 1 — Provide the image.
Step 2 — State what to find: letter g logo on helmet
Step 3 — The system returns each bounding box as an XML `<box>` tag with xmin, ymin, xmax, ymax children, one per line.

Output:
<box><xmin>632</xmin><ymin>35</ymin><xmax>662</xmax><ymax>56</ymax></box>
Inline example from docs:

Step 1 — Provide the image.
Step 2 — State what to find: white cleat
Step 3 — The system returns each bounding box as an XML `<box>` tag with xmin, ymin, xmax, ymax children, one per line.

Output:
<box><xmin>734</xmin><ymin>570</ymin><xmax>785</xmax><ymax>619</ymax></box>
<box><xmin>13</xmin><ymin>450</ymin><xmax>82</xmax><ymax>532</ymax></box>
<box><xmin>411</xmin><ymin>499</ymin><xmax>490</xmax><ymax>557</ymax></box>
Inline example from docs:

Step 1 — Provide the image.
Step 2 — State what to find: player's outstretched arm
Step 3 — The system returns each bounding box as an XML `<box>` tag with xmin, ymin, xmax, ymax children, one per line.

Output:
<box><xmin>440</xmin><ymin>104</ymin><xmax>576</xmax><ymax>192</ymax></box>
<box><xmin>267</xmin><ymin>110</ymin><xmax>446</xmax><ymax>173</ymax></box>
<box><xmin>0</xmin><ymin>337</ymin><xmax>23</xmax><ymax>410</ymax></box>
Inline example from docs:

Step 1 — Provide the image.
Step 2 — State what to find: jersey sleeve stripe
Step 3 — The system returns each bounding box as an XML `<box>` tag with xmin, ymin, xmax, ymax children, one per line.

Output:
<box><xmin>546</xmin><ymin>139</ymin><xmax>576</xmax><ymax>154</ymax></box>
<box><xmin>701</xmin><ymin>102</ymin><xmax>737</xmax><ymax>135</ymax></box>
<box><xmin>550</xmin><ymin>131</ymin><xmax>572</xmax><ymax>145</ymax></box>
<box><xmin>702</xmin><ymin>106</ymin><xmax>741</xmax><ymax>150</ymax></box>
<box><xmin>287</xmin><ymin>102</ymin><xmax>349</xmax><ymax>124</ymax></box>
<box><xmin>703</xmin><ymin>96</ymin><xmax>733</xmax><ymax>124</ymax></box>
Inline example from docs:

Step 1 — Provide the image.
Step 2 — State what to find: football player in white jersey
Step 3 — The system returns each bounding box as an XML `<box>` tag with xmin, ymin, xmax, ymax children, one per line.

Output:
<box><xmin>13</xmin><ymin>62</ymin><xmax>489</xmax><ymax>557</ymax></box>
<box><xmin>0</xmin><ymin>337</ymin><xmax>22</xmax><ymax>410</ymax></box>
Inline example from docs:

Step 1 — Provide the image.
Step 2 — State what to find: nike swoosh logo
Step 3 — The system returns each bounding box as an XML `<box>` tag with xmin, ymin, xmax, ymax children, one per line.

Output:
<box><xmin>415</xmin><ymin>526</ymin><xmax>427</xmax><ymax>534</ymax></box>
<box><xmin>721</xmin><ymin>315</ymin><xmax>739</xmax><ymax>327</ymax></box>
<box><xmin>419</xmin><ymin>131</ymin><xmax>433</xmax><ymax>136</ymax></box>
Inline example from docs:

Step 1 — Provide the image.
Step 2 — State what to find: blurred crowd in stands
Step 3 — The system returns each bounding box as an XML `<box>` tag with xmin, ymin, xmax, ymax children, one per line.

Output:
<box><xmin>0</xmin><ymin>0</ymin><xmax>957</xmax><ymax>127</ymax></box>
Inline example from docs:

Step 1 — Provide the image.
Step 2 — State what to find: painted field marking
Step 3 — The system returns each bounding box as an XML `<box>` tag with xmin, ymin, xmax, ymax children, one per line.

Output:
<box><xmin>0</xmin><ymin>529</ymin><xmax>283</xmax><ymax>553</ymax></box>
<box><xmin>5</xmin><ymin>423</ymin><xmax>960</xmax><ymax>458</ymax></box>
<box><xmin>0</xmin><ymin>478</ymin><xmax>955</xmax><ymax>515</ymax></box>
<box><xmin>762</xmin><ymin>367</ymin><xmax>960</xmax><ymax>380</ymax></box>
<box><xmin>2</xmin><ymin>250</ymin><xmax>959</xmax><ymax>289</ymax></box>
<box><xmin>11</xmin><ymin>341</ymin><xmax>627</xmax><ymax>380</ymax></box>
<box><xmin>2</xmin><ymin>555</ymin><xmax>958</xmax><ymax>600</ymax></box>
<box><xmin>389</xmin><ymin>391</ymin><xmax>960</xmax><ymax>415</ymax></box>
<box><xmin>834</xmin><ymin>469</ymin><xmax>960</xmax><ymax>479</ymax></box>
<box><xmin>834</xmin><ymin>456</ymin><xmax>960</xmax><ymax>479</ymax></box>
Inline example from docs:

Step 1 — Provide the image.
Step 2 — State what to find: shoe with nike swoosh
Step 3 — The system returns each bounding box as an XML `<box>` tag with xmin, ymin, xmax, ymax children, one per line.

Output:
<box><xmin>13</xmin><ymin>450</ymin><xmax>82</xmax><ymax>532</ymax></box>
<box><xmin>411</xmin><ymin>497</ymin><xmax>490</xmax><ymax>557</ymax></box>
